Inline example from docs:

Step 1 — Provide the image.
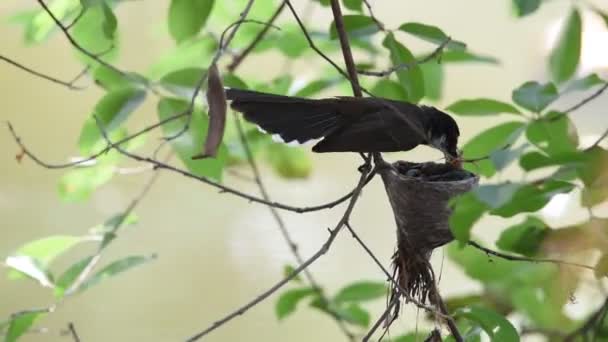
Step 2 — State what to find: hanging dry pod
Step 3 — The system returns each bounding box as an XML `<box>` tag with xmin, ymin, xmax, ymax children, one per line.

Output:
<box><xmin>378</xmin><ymin>160</ymin><xmax>478</xmax><ymax>304</ymax></box>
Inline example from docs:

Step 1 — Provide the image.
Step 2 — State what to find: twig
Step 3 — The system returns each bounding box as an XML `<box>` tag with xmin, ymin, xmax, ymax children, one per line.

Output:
<box><xmin>564</xmin><ymin>297</ymin><xmax>608</xmax><ymax>341</ymax></box>
<box><xmin>431</xmin><ymin>286</ymin><xmax>463</xmax><ymax>342</ymax></box>
<box><xmin>329</xmin><ymin>0</ymin><xmax>363</xmax><ymax>97</ymax></box>
<box><xmin>185</xmin><ymin>164</ymin><xmax>373</xmax><ymax>341</ymax></box>
<box><xmin>233</xmin><ymin>114</ymin><xmax>355</xmax><ymax>340</ymax></box>
<box><xmin>590</xmin><ymin>127</ymin><xmax>608</xmax><ymax>149</ymax></box>
<box><xmin>0</xmin><ymin>54</ymin><xmax>84</xmax><ymax>90</ymax></box>
<box><xmin>63</xmin><ymin>152</ymin><xmax>169</xmax><ymax>296</ymax></box>
<box><xmin>227</xmin><ymin>1</ymin><xmax>287</xmax><ymax>72</ymax></box>
<box><xmin>563</xmin><ymin>82</ymin><xmax>608</xmax><ymax>114</ymax></box>
<box><xmin>362</xmin><ymin>298</ymin><xmax>399</xmax><ymax>342</ymax></box>
<box><xmin>357</xmin><ymin>37</ymin><xmax>451</xmax><ymax>77</ymax></box>
<box><xmin>35</xmin><ymin>0</ymin><xmax>127</xmax><ymax>78</ymax></box>
<box><xmin>284</xmin><ymin>1</ymin><xmax>372</xmax><ymax>96</ymax></box>
<box><xmin>362</xmin><ymin>0</ymin><xmax>385</xmax><ymax>31</ymax></box>
<box><xmin>67</xmin><ymin>322</ymin><xmax>81</xmax><ymax>342</ymax></box>
<box><xmin>344</xmin><ymin>222</ymin><xmax>444</xmax><ymax>315</ymax></box>
<box><xmin>467</xmin><ymin>241</ymin><xmax>594</xmax><ymax>271</ymax></box>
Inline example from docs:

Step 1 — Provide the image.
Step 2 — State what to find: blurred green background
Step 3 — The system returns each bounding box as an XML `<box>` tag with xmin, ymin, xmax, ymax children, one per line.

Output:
<box><xmin>2</xmin><ymin>0</ymin><xmax>608</xmax><ymax>341</ymax></box>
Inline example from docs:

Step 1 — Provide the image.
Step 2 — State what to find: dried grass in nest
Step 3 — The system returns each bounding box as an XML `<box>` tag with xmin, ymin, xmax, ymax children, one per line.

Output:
<box><xmin>378</xmin><ymin>160</ymin><xmax>479</xmax><ymax>306</ymax></box>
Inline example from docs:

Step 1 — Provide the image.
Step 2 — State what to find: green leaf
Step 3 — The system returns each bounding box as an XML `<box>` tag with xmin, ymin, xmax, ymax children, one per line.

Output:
<box><xmin>491</xmin><ymin>180</ymin><xmax>575</xmax><ymax>217</ymax></box>
<box><xmin>148</xmin><ymin>37</ymin><xmax>216</xmax><ymax>79</ymax></box>
<box><xmin>371</xmin><ymin>79</ymin><xmax>409</xmax><ymax>101</ymax></box>
<box><xmin>390</xmin><ymin>331</ymin><xmax>433</xmax><ymax>342</ymax></box>
<box><xmin>22</xmin><ymin>0</ymin><xmax>80</xmax><ymax>44</ymax></box>
<box><xmin>283</xmin><ymin>264</ymin><xmax>303</xmax><ymax>283</ymax></box>
<box><xmin>54</xmin><ymin>256</ymin><xmax>94</xmax><ymax>298</ymax></box>
<box><xmin>58</xmin><ymin>162</ymin><xmax>116</xmax><ymax>201</ymax></box>
<box><xmin>6</xmin><ymin>235</ymin><xmax>84</xmax><ymax>282</ymax></box>
<box><xmin>71</xmin><ymin>2</ymin><xmax>118</xmax><ymax>64</ymax></box>
<box><xmin>294</xmin><ymin>78</ymin><xmax>339</xmax><ymax>97</ymax></box>
<box><xmin>578</xmin><ymin>147</ymin><xmax>608</xmax><ymax>206</ymax></box>
<box><xmin>490</xmin><ymin>143</ymin><xmax>528</xmax><ymax>172</ymax></box>
<box><xmin>398</xmin><ymin>22</ymin><xmax>466</xmax><ymax>51</ymax></box>
<box><xmin>449</xmin><ymin>193</ymin><xmax>487</xmax><ymax>242</ymax></box>
<box><xmin>333</xmin><ymin>281</ymin><xmax>387</xmax><ymax>303</ymax></box>
<box><xmin>456</xmin><ymin>306</ymin><xmax>519</xmax><ymax>342</ymax></box>
<box><xmin>275</xmin><ymin>287</ymin><xmax>316</xmax><ymax>320</ymax></box>
<box><xmin>335</xmin><ymin>303</ymin><xmax>370</xmax><ymax>327</ymax></box>
<box><xmin>92</xmin><ymin>64</ymin><xmax>147</xmax><ymax>91</ymax></box>
<box><xmin>5</xmin><ymin>310</ymin><xmax>45</xmax><ymax>342</ymax></box>
<box><xmin>276</xmin><ymin>25</ymin><xmax>309</xmax><ymax>58</ymax></box>
<box><xmin>343</xmin><ymin>0</ymin><xmax>362</xmax><ymax>12</ymax></box>
<box><xmin>497</xmin><ymin>216</ymin><xmax>548</xmax><ymax>256</ymax></box>
<box><xmin>265</xmin><ymin>143</ymin><xmax>312</xmax><ymax>179</ymax></box>
<box><xmin>420</xmin><ymin>62</ymin><xmax>443</xmax><ymax>101</ymax></box>
<box><xmin>4</xmin><ymin>256</ymin><xmax>54</xmax><ymax>287</ymax></box>
<box><xmin>519</xmin><ymin>151</ymin><xmax>585</xmax><ymax>171</ymax></box>
<box><xmin>329</xmin><ymin>15</ymin><xmax>379</xmax><ymax>40</ymax></box>
<box><xmin>473</xmin><ymin>182</ymin><xmax>522</xmax><ymax>209</ymax></box>
<box><xmin>382</xmin><ymin>33</ymin><xmax>425</xmax><ymax>103</ymax></box>
<box><xmin>77</xmin><ymin>255</ymin><xmax>156</xmax><ymax>293</ymax></box>
<box><xmin>512</xmin><ymin>0</ymin><xmax>541</xmax><ymax>17</ymax></box>
<box><xmin>565</xmin><ymin>73</ymin><xmax>605</xmax><ymax>92</ymax></box>
<box><xmin>595</xmin><ymin>254</ymin><xmax>608</xmax><ymax>278</ymax></box>
<box><xmin>549</xmin><ymin>8</ymin><xmax>582</xmax><ymax>84</ymax></box>
<box><xmin>168</xmin><ymin>0</ymin><xmax>214</xmax><ymax>43</ymax></box>
<box><xmin>157</xmin><ymin>98</ymin><xmax>226</xmax><ymax>180</ymax></box>
<box><xmin>461</xmin><ymin>122</ymin><xmax>525</xmax><ymax>177</ymax></box>
<box><xmin>512</xmin><ymin>81</ymin><xmax>558</xmax><ymax>113</ymax></box>
<box><xmin>526</xmin><ymin>112</ymin><xmax>578</xmax><ymax>156</ymax></box>
<box><xmin>440</xmin><ymin>50</ymin><xmax>499</xmax><ymax>64</ymax></box>
<box><xmin>160</xmin><ymin>67</ymin><xmax>206</xmax><ymax>98</ymax></box>
<box><xmin>78</xmin><ymin>87</ymin><xmax>146</xmax><ymax>154</ymax></box>
<box><xmin>446</xmin><ymin>98</ymin><xmax>521</xmax><ymax>116</ymax></box>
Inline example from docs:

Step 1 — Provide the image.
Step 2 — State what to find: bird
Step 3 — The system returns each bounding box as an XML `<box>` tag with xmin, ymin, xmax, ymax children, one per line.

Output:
<box><xmin>225</xmin><ymin>88</ymin><xmax>460</xmax><ymax>161</ymax></box>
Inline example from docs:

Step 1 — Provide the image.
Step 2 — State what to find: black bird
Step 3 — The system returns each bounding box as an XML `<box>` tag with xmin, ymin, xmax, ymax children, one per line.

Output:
<box><xmin>225</xmin><ymin>88</ymin><xmax>460</xmax><ymax>160</ymax></box>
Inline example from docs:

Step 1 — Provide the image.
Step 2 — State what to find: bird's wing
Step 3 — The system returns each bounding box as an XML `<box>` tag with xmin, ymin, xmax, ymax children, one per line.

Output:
<box><xmin>227</xmin><ymin>88</ymin><xmax>344</xmax><ymax>144</ymax></box>
<box><xmin>312</xmin><ymin>107</ymin><xmax>427</xmax><ymax>153</ymax></box>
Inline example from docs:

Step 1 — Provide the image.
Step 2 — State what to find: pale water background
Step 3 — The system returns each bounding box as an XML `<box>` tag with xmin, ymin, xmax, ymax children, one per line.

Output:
<box><xmin>2</xmin><ymin>1</ymin><xmax>608</xmax><ymax>341</ymax></box>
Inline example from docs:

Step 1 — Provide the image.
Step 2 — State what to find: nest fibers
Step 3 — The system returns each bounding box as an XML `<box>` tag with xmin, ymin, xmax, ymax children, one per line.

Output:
<box><xmin>378</xmin><ymin>161</ymin><xmax>478</xmax><ymax>309</ymax></box>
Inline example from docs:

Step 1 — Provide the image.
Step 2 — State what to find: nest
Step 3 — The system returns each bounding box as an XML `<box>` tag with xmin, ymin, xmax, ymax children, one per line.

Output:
<box><xmin>378</xmin><ymin>160</ymin><xmax>478</xmax><ymax>305</ymax></box>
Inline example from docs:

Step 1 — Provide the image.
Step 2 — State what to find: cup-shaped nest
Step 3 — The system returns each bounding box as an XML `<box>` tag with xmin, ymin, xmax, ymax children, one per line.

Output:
<box><xmin>378</xmin><ymin>161</ymin><xmax>478</xmax><ymax>304</ymax></box>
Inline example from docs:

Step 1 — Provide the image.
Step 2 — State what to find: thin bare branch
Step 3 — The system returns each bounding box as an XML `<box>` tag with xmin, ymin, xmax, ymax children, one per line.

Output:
<box><xmin>563</xmin><ymin>82</ymin><xmax>608</xmax><ymax>114</ymax></box>
<box><xmin>184</xmin><ymin>164</ymin><xmax>373</xmax><ymax>341</ymax></box>
<box><xmin>234</xmin><ymin>113</ymin><xmax>355</xmax><ymax>340</ymax></box>
<box><xmin>362</xmin><ymin>0</ymin><xmax>385</xmax><ymax>31</ymax></box>
<box><xmin>0</xmin><ymin>54</ymin><xmax>84</xmax><ymax>90</ymax></box>
<box><xmin>35</xmin><ymin>0</ymin><xmax>127</xmax><ymax>78</ymax></box>
<box><xmin>67</xmin><ymin>322</ymin><xmax>81</xmax><ymax>342</ymax></box>
<box><xmin>227</xmin><ymin>1</ymin><xmax>287</xmax><ymax>72</ymax></box>
<box><xmin>467</xmin><ymin>241</ymin><xmax>594</xmax><ymax>271</ymax></box>
<box><xmin>329</xmin><ymin>0</ymin><xmax>363</xmax><ymax>97</ymax></box>
<box><xmin>284</xmin><ymin>0</ymin><xmax>373</xmax><ymax>96</ymax></box>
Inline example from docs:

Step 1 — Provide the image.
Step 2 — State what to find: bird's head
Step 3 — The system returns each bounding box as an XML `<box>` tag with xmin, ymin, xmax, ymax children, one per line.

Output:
<box><xmin>423</xmin><ymin>106</ymin><xmax>460</xmax><ymax>163</ymax></box>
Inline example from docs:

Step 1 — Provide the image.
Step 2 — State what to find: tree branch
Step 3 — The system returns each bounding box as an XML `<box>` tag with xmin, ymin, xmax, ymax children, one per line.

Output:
<box><xmin>467</xmin><ymin>241</ymin><xmax>594</xmax><ymax>271</ymax></box>
<box><xmin>0</xmin><ymin>54</ymin><xmax>84</xmax><ymax>90</ymax></box>
<box><xmin>233</xmin><ymin>113</ymin><xmax>355</xmax><ymax>340</ymax></box>
<box><xmin>227</xmin><ymin>1</ymin><xmax>287</xmax><ymax>72</ymax></box>
<box><xmin>563</xmin><ymin>82</ymin><xmax>608</xmax><ymax>114</ymax></box>
<box><xmin>284</xmin><ymin>0</ymin><xmax>372</xmax><ymax>96</ymax></box>
<box><xmin>329</xmin><ymin>0</ymin><xmax>362</xmax><ymax>97</ymax></box>
<box><xmin>185</xmin><ymin>164</ymin><xmax>373</xmax><ymax>341</ymax></box>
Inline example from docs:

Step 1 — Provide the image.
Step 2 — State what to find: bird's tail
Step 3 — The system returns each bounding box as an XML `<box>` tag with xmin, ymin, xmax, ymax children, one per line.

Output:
<box><xmin>225</xmin><ymin>88</ymin><xmax>344</xmax><ymax>144</ymax></box>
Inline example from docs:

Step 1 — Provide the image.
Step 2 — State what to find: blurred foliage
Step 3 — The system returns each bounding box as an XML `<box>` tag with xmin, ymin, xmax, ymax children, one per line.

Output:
<box><xmin>4</xmin><ymin>0</ymin><xmax>608</xmax><ymax>341</ymax></box>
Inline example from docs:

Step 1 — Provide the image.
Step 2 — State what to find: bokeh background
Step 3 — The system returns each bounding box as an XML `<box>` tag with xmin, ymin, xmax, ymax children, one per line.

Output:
<box><xmin>2</xmin><ymin>0</ymin><xmax>608</xmax><ymax>341</ymax></box>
